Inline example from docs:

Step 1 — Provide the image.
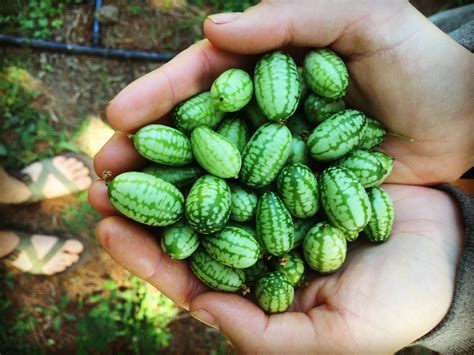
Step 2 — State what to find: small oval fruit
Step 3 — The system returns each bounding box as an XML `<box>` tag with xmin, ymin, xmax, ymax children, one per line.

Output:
<box><xmin>254</xmin><ymin>51</ymin><xmax>300</xmax><ymax>122</ymax></box>
<box><xmin>241</xmin><ymin>123</ymin><xmax>292</xmax><ymax>188</ymax></box>
<box><xmin>217</xmin><ymin>116</ymin><xmax>250</xmax><ymax>153</ymax></box>
<box><xmin>108</xmin><ymin>172</ymin><xmax>184</xmax><ymax>227</ymax></box>
<box><xmin>271</xmin><ymin>251</ymin><xmax>305</xmax><ymax>286</ymax></box>
<box><xmin>364</xmin><ymin>187</ymin><xmax>394</xmax><ymax>242</ymax></box>
<box><xmin>371</xmin><ymin>151</ymin><xmax>394</xmax><ymax>185</ymax></box>
<box><xmin>307</xmin><ymin>109</ymin><xmax>367</xmax><ymax>161</ymax></box>
<box><xmin>191</xmin><ymin>126</ymin><xmax>241</xmax><ymax>178</ymax></box>
<box><xmin>303</xmin><ymin>49</ymin><xmax>349</xmax><ymax>99</ymax></box>
<box><xmin>344</xmin><ymin>230</ymin><xmax>359</xmax><ymax>242</ymax></box>
<box><xmin>229</xmin><ymin>183</ymin><xmax>258</xmax><ymax>222</ymax></box>
<box><xmin>320</xmin><ymin>166</ymin><xmax>372</xmax><ymax>232</ymax></box>
<box><xmin>256</xmin><ymin>192</ymin><xmax>294</xmax><ymax>256</ymax></box>
<box><xmin>244</xmin><ymin>97</ymin><xmax>268</xmax><ymax>132</ymax></box>
<box><xmin>161</xmin><ymin>221</ymin><xmax>200</xmax><ymax>259</ymax></box>
<box><xmin>304</xmin><ymin>93</ymin><xmax>345</xmax><ymax>125</ymax></box>
<box><xmin>142</xmin><ymin>164</ymin><xmax>204</xmax><ymax>189</ymax></box>
<box><xmin>286</xmin><ymin>111</ymin><xmax>311</xmax><ymax>137</ymax></box>
<box><xmin>210</xmin><ymin>69</ymin><xmax>253</xmax><ymax>112</ymax></box>
<box><xmin>255</xmin><ymin>271</ymin><xmax>294</xmax><ymax>313</ymax></box>
<box><xmin>133</xmin><ymin>124</ymin><xmax>193</xmax><ymax>166</ymax></box>
<box><xmin>293</xmin><ymin>217</ymin><xmax>316</xmax><ymax>248</ymax></box>
<box><xmin>185</xmin><ymin>175</ymin><xmax>231</xmax><ymax>234</ymax></box>
<box><xmin>303</xmin><ymin>223</ymin><xmax>347</xmax><ymax>273</ymax></box>
<box><xmin>277</xmin><ymin>163</ymin><xmax>319</xmax><ymax>218</ymax></box>
<box><xmin>287</xmin><ymin>136</ymin><xmax>311</xmax><ymax>166</ymax></box>
<box><xmin>336</xmin><ymin>149</ymin><xmax>386</xmax><ymax>188</ymax></box>
<box><xmin>243</xmin><ymin>259</ymin><xmax>269</xmax><ymax>287</ymax></box>
<box><xmin>174</xmin><ymin>91</ymin><xmax>225</xmax><ymax>134</ymax></box>
<box><xmin>201</xmin><ymin>226</ymin><xmax>260</xmax><ymax>268</ymax></box>
<box><xmin>190</xmin><ymin>249</ymin><xmax>245</xmax><ymax>292</ymax></box>
<box><xmin>358</xmin><ymin>117</ymin><xmax>386</xmax><ymax>150</ymax></box>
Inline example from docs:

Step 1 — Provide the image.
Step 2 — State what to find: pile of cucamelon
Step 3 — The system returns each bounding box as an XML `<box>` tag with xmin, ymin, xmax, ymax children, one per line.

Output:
<box><xmin>107</xmin><ymin>49</ymin><xmax>395</xmax><ymax>314</ymax></box>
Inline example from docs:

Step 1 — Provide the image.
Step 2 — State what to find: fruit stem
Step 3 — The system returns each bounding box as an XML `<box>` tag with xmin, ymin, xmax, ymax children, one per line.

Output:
<box><xmin>102</xmin><ymin>170</ymin><xmax>113</xmax><ymax>183</ymax></box>
<box><xmin>387</xmin><ymin>131</ymin><xmax>415</xmax><ymax>142</ymax></box>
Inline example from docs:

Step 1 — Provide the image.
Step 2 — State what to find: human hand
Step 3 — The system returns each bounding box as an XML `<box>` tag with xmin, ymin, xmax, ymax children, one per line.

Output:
<box><xmin>92</xmin><ymin>185</ymin><xmax>463</xmax><ymax>353</ymax></box>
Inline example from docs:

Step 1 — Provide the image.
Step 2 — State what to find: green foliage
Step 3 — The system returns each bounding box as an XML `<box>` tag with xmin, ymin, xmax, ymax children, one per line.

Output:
<box><xmin>76</xmin><ymin>277</ymin><xmax>178</xmax><ymax>354</ymax></box>
<box><xmin>0</xmin><ymin>62</ymin><xmax>79</xmax><ymax>170</ymax></box>
<box><xmin>61</xmin><ymin>191</ymin><xmax>101</xmax><ymax>239</ymax></box>
<box><xmin>193</xmin><ymin>0</ymin><xmax>259</xmax><ymax>12</ymax></box>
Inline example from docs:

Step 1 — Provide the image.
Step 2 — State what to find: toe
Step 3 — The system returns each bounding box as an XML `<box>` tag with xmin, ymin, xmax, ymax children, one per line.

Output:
<box><xmin>63</xmin><ymin>239</ymin><xmax>84</xmax><ymax>254</ymax></box>
<box><xmin>75</xmin><ymin>175</ymin><xmax>93</xmax><ymax>189</ymax></box>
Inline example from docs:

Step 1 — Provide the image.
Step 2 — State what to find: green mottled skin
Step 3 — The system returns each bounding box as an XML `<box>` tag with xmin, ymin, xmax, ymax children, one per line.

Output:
<box><xmin>287</xmin><ymin>136</ymin><xmax>311</xmax><ymax>166</ymax></box>
<box><xmin>372</xmin><ymin>151</ymin><xmax>394</xmax><ymax>185</ymax></box>
<box><xmin>241</xmin><ymin>123</ymin><xmax>292</xmax><ymax>188</ymax></box>
<box><xmin>293</xmin><ymin>217</ymin><xmax>316</xmax><ymax>248</ymax></box>
<box><xmin>174</xmin><ymin>91</ymin><xmax>225</xmax><ymax>134</ymax></box>
<box><xmin>307</xmin><ymin>109</ymin><xmax>367</xmax><ymax>161</ymax></box>
<box><xmin>190</xmin><ymin>249</ymin><xmax>245</xmax><ymax>292</ymax></box>
<box><xmin>202</xmin><ymin>226</ymin><xmax>260</xmax><ymax>269</ymax></box>
<box><xmin>303</xmin><ymin>49</ymin><xmax>349</xmax><ymax>99</ymax></box>
<box><xmin>277</xmin><ymin>163</ymin><xmax>319</xmax><ymax>218</ymax></box>
<box><xmin>345</xmin><ymin>230</ymin><xmax>359</xmax><ymax>242</ymax></box>
<box><xmin>256</xmin><ymin>192</ymin><xmax>294</xmax><ymax>256</ymax></box>
<box><xmin>254</xmin><ymin>51</ymin><xmax>301</xmax><ymax>122</ymax></box>
<box><xmin>142</xmin><ymin>164</ymin><xmax>204</xmax><ymax>189</ymax></box>
<box><xmin>185</xmin><ymin>175</ymin><xmax>231</xmax><ymax>234</ymax></box>
<box><xmin>133</xmin><ymin>124</ymin><xmax>193</xmax><ymax>166</ymax></box>
<box><xmin>161</xmin><ymin>221</ymin><xmax>200</xmax><ymax>259</ymax></box>
<box><xmin>108</xmin><ymin>172</ymin><xmax>184</xmax><ymax>227</ymax></box>
<box><xmin>271</xmin><ymin>251</ymin><xmax>305</xmax><ymax>286</ymax></box>
<box><xmin>228</xmin><ymin>221</ymin><xmax>266</xmax><ymax>254</ymax></box>
<box><xmin>255</xmin><ymin>271</ymin><xmax>294</xmax><ymax>313</ymax></box>
<box><xmin>217</xmin><ymin>116</ymin><xmax>249</xmax><ymax>153</ymax></box>
<box><xmin>243</xmin><ymin>259</ymin><xmax>268</xmax><ymax>287</ymax></box>
<box><xmin>364</xmin><ymin>187</ymin><xmax>394</xmax><ymax>242</ymax></box>
<box><xmin>244</xmin><ymin>98</ymin><xmax>268</xmax><ymax>132</ymax></box>
<box><xmin>298</xmin><ymin>66</ymin><xmax>309</xmax><ymax>105</ymax></box>
<box><xmin>358</xmin><ymin>117</ymin><xmax>386</xmax><ymax>150</ymax></box>
<box><xmin>229</xmin><ymin>183</ymin><xmax>258</xmax><ymax>222</ymax></box>
<box><xmin>304</xmin><ymin>93</ymin><xmax>345</xmax><ymax>125</ymax></box>
<box><xmin>303</xmin><ymin>223</ymin><xmax>347</xmax><ymax>273</ymax></box>
<box><xmin>191</xmin><ymin>126</ymin><xmax>241</xmax><ymax>178</ymax></box>
<box><xmin>286</xmin><ymin>111</ymin><xmax>311</xmax><ymax>137</ymax></box>
<box><xmin>211</xmin><ymin>69</ymin><xmax>253</xmax><ymax>112</ymax></box>
<box><xmin>320</xmin><ymin>166</ymin><xmax>372</xmax><ymax>232</ymax></box>
<box><xmin>336</xmin><ymin>149</ymin><xmax>386</xmax><ymax>188</ymax></box>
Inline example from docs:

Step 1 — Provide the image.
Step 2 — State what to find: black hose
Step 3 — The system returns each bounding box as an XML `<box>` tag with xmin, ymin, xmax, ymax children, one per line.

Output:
<box><xmin>0</xmin><ymin>34</ymin><xmax>175</xmax><ymax>61</ymax></box>
<box><xmin>92</xmin><ymin>0</ymin><xmax>102</xmax><ymax>47</ymax></box>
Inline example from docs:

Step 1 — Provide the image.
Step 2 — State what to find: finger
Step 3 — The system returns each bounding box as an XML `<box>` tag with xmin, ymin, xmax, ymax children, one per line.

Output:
<box><xmin>94</xmin><ymin>132</ymin><xmax>147</xmax><ymax>178</ymax></box>
<box><xmin>88</xmin><ymin>180</ymin><xmax>117</xmax><ymax>217</ymax></box>
<box><xmin>107</xmin><ymin>39</ymin><xmax>252</xmax><ymax>132</ymax></box>
<box><xmin>96</xmin><ymin>216</ymin><xmax>207</xmax><ymax>309</ymax></box>
<box><xmin>189</xmin><ymin>293</ymin><xmax>318</xmax><ymax>353</ymax></box>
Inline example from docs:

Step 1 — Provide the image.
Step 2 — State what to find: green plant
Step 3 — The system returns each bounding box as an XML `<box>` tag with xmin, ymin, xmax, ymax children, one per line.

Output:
<box><xmin>193</xmin><ymin>0</ymin><xmax>259</xmax><ymax>12</ymax></box>
<box><xmin>61</xmin><ymin>191</ymin><xmax>101</xmax><ymax>239</ymax></box>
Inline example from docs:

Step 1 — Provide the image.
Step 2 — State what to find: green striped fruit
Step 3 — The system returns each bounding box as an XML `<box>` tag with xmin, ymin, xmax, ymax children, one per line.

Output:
<box><xmin>254</xmin><ymin>51</ymin><xmax>300</xmax><ymax>122</ymax></box>
<box><xmin>336</xmin><ymin>149</ymin><xmax>386</xmax><ymax>188</ymax></box>
<box><xmin>320</xmin><ymin>166</ymin><xmax>372</xmax><ymax>232</ymax></box>
<box><xmin>229</xmin><ymin>183</ymin><xmax>258</xmax><ymax>222</ymax></box>
<box><xmin>190</xmin><ymin>249</ymin><xmax>245</xmax><ymax>292</ymax></box>
<box><xmin>287</xmin><ymin>136</ymin><xmax>311</xmax><ymax>165</ymax></box>
<box><xmin>345</xmin><ymin>230</ymin><xmax>359</xmax><ymax>242</ymax></box>
<box><xmin>201</xmin><ymin>226</ymin><xmax>260</xmax><ymax>268</ymax></box>
<box><xmin>358</xmin><ymin>117</ymin><xmax>386</xmax><ymax>150</ymax></box>
<box><xmin>185</xmin><ymin>175</ymin><xmax>231</xmax><ymax>234</ymax></box>
<box><xmin>210</xmin><ymin>69</ymin><xmax>253</xmax><ymax>112</ymax></box>
<box><xmin>216</xmin><ymin>116</ymin><xmax>249</xmax><ymax>153</ymax></box>
<box><xmin>303</xmin><ymin>223</ymin><xmax>347</xmax><ymax>273</ymax></box>
<box><xmin>241</xmin><ymin>123</ymin><xmax>292</xmax><ymax>188</ymax></box>
<box><xmin>277</xmin><ymin>163</ymin><xmax>319</xmax><ymax>218</ymax></box>
<box><xmin>293</xmin><ymin>217</ymin><xmax>316</xmax><ymax>248</ymax></box>
<box><xmin>372</xmin><ymin>151</ymin><xmax>394</xmax><ymax>185</ymax></box>
<box><xmin>271</xmin><ymin>251</ymin><xmax>305</xmax><ymax>286</ymax></box>
<box><xmin>298</xmin><ymin>66</ymin><xmax>309</xmax><ymax>104</ymax></box>
<box><xmin>108</xmin><ymin>172</ymin><xmax>184</xmax><ymax>226</ymax></box>
<box><xmin>244</xmin><ymin>97</ymin><xmax>268</xmax><ymax>131</ymax></box>
<box><xmin>174</xmin><ymin>91</ymin><xmax>225</xmax><ymax>134</ymax></box>
<box><xmin>133</xmin><ymin>124</ymin><xmax>193</xmax><ymax>166</ymax></box>
<box><xmin>286</xmin><ymin>111</ymin><xmax>311</xmax><ymax>137</ymax></box>
<box><xmin>142</xmin><ymin>164</ymin><xmax>204</xmax><ymax>189</ymax></box>
<box><xmin>303</xmin><ymin>49</ymin><xmax>349</xmax><ymax>99</ymax></box>
<box><xmin>307</xmin><ymin>109</ymin><xmax>367</xmax><ymax>161</ymax></box>
<box><xmin>161</xmin><ymin>221</ymin><xmax>200</xmax><ymax>259</ymax></box>
<box><xmin>364</xmin><ymin>187</ymin><xmax>394</xmax><ymax>242</ymax></box>
<box><xmin>255</xmin><ymin>271</ymin><xmax>294</xmax><ymax>313</ymax></box>
<box><xmin>304</xmin><ymin>93</ymin><xmax>345</xmax><ymax>125</ymax></box>
<box><xmin>191</xmin><ymin>126</ymin><xmax>241</xmax><ymax>178</ymax></box>
<box><xmin>256</xmin><ymin>192</ymin><xmax>294</xmax><ymax>256</ymax></box>
<box><xmin>243</xmin><ymin>259</ymin><xmax>268</xmax><ymax>287</ymax></box>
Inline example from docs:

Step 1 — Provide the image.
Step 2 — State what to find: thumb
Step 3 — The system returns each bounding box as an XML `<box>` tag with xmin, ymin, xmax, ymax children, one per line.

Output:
<box><xmin>189</xmin><ymin>292</ymin><xmax>319</xmax><ymax>353</ymax></box>
<box><xmin>204</xmin><ymin>0</ymin><xmax>411</xmax><ymax>56</ymax></box>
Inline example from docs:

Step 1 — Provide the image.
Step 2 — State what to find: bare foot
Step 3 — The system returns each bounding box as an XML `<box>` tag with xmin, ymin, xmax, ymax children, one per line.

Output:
<box><xmin>1</xmin><ymin>231</ymin><xmax>85</xmax><ymax>275</ymax></box>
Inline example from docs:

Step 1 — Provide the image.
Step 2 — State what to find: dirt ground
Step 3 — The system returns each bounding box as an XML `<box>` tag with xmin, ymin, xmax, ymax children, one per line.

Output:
<box><xmin>0</xmin><ymin>0</ymin><xmax>468</xmax><ymax>353</ymax></box>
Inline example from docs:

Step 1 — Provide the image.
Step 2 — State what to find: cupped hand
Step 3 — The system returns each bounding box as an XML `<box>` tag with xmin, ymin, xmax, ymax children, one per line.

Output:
<box><xmin>92</xmin><ymin>185</ymin><xmax>463</xmax><ymax>353</ymax></box>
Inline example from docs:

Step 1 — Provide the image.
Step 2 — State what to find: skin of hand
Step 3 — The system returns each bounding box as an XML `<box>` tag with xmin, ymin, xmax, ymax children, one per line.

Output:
<box><xmin>89</xmin><ymin>0</ymin><xmax>471</xmax><ymax>352</ymax></box>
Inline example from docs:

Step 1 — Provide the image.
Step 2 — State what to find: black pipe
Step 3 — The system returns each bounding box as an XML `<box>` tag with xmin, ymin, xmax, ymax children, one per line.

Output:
<box><xmin>0</xmin><ymin>34</ymin><xmax>175</xmax><ymax>61</ymax></box>
<box><xmin>92</xmin><ymin>0</ymin><xmax>102</xmax><ymax>47</ymax></box>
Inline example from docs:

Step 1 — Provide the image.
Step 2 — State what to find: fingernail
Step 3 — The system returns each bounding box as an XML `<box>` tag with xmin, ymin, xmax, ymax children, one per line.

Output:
<box><xmin>207</xmin><ymin>12</ymin><xmax>241</xmax><ymax>24</ymax></box>
<box><xmin>190</xmin><ymin>309</ymin><xmax>218</xmax><ymax>329</ymax></box>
